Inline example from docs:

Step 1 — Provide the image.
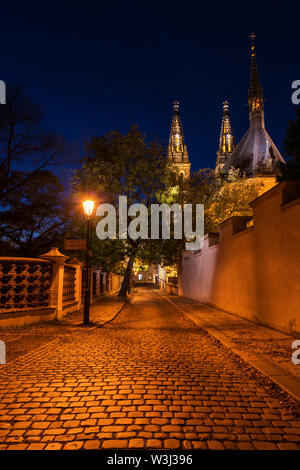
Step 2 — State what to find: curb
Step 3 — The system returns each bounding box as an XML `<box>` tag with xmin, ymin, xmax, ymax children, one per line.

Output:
<box><xmin>97</xmin><ymin>292</ymin><xmax>135</xmax><ymax>327</ymax></box>
<box><xmin>156</xmin><ymin>291</ymin><xmax>300</xmax><ymax>403</ymax></box>
<box><xmin>60</xmin><ymin>293</ymin><xmax>135</xmax><ymax>328</ymax></box>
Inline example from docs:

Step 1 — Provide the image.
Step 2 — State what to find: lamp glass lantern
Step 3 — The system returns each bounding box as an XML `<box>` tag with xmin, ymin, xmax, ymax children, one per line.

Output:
<box><xmin>83</xmin><ymin>200</ymin><xmax>95</xmax><ymax>217</ymax></box>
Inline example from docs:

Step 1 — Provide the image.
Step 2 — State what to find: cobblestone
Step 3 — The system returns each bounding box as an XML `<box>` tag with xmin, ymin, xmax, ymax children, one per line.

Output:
<box><xmin>0</xmin><ymin>288</ymin><xmax>299</xmax><ymax>450</ymax></box>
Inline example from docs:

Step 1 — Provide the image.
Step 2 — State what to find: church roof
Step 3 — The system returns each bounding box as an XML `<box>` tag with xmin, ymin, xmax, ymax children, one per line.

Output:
<box><xmin>223</xmin><ymin>34</ymin><xmax>285</xmax><ymax>177</ymax></box>
<box><xmin>223</xmin><ymin>126</ymin><xmax>284</xmax><ymax>176</ymax></box>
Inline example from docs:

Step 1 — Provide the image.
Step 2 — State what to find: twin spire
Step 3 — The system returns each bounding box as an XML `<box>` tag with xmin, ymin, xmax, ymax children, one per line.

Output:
<box><xmin>167</xmin><ymin>101</ymin><xmax>189</xmax><ymax>163</ymax></box>
<box><xmin>167</xmin><ymin>34</ymin><xmax>283</xmax><ymax>180</ymax></box>
<box><xmin>167</xmin><ymin>101</ymin><xmax>191</xmax><ymax>179</ymax></box>
<box><xmin>216</xmin><ymin>100</ymin><xmax>236</xmax><ymax>175</ymax></box>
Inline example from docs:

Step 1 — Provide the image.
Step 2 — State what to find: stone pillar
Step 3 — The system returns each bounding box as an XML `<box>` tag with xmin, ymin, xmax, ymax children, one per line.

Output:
<box><xmin>39</xmin><ymin>247</ymin><xmax>69</xmax><ymax>320</ymax></box>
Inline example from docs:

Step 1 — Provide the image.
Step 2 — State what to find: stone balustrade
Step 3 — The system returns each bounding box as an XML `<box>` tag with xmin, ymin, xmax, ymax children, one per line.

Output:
<box><xmin>0</xmin><ymin>248</ymin><xmax>123</xmax><ymax>328</ymax></box>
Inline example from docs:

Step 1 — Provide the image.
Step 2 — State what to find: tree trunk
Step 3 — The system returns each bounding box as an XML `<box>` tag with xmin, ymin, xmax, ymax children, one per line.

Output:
<box><xmin>118</xmin><ymin>254</ymin><xmax>135</xmax><ymax>298</ymax></box>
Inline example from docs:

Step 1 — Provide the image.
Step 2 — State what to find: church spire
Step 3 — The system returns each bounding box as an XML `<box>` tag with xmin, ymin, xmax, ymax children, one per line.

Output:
<box><xmin>167</xmin><ymin>101</ymin><xmax>190</xmax><ymax>179</ymax></box>
<box><xmin>215</xmin><ymin>101</ymin><xmax>236</xmax><ymax>175</ymax></box>
<box><xmin>167</xmin><ymin>101</ymin><xmax>189</xmax><ymax>163</ymax></box>
<box><xmin>222</xmin><ymin>34</ymin><xmax>285</xmax><ymax>177</ymax></box>
<box><xmin>248</xmin><ymin>33</ymin><xmax>265</xmax><ymax>129</ymax></box>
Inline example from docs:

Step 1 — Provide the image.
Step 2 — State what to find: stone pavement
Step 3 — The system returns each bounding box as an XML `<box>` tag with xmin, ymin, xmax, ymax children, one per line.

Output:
<box><xmin>158</xmin><ymin>293</ymin><xmax>300</xmax><ymax>383</ymax></box>
<box><xmin>0</xmin><ymin>287</ymin><xmax>299</xmax><ymax>450</ymax></box>
<box><xmin>0</xmin><ymin>294</ymin><xmax>127</xmax><ymax>362</ymax></box>
<box><xmin>61</xmin><ymin>294</ymin><xmax>128</xmax><ymax>326</ymax></box>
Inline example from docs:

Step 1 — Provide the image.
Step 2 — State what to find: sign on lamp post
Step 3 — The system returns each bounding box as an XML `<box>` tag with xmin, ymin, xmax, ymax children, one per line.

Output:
<box><xmin>64</xmin><ymin>239</ymin><xmax>87</xmax><ymax>250</ymax></box>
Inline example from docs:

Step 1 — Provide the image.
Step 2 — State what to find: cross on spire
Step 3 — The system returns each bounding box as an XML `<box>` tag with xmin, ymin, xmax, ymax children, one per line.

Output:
<box><xmin>249</xmin><ymin>32</ymin><xmax>256</xmax><ymax>53</ymax></box>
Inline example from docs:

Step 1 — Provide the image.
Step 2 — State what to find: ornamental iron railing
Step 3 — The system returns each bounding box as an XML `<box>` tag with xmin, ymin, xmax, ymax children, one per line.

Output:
<box><xmin>0</xmin><ymin>259</ymin><xmax>53</xmax><ymax>312</ymax></box>
<box><xmin>62</xmin><ymin>264</ymin><xmax>76</xmax><ymax>304</ymax></box>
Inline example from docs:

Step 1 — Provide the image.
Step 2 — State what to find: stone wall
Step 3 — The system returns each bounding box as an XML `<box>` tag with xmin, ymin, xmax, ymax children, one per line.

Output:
<box><xmin>179</xmin><ymin>181</ymin><xmax>300</xmax><ymax>335</ymax></box>
<box><xmin>0</xmin><ymin>248</ymin><xmax>123</xmax><ymax>328</ymax></box>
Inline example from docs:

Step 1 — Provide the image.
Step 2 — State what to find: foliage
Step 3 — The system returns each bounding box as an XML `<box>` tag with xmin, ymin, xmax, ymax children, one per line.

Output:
<box><xmin>72</xmin><ymin>126</ymin><xmax>173</xmax><ymax>296</ymax></box>
<box><xmin>72</xmin><ymin>126</ymin><xmax>262</xmax><ymax>296</ymax></box>
<box><xmin>0</xmin><ymin>85</ymin><xmax>73</xmax><ymax>255</ymax></box>
<box><xmin>205</xmin><ymin>168</ymin><xmax>262</xmax><ymax>233</ymax></box>
<box><xmin>0</xmin><ymin>85</ymin><xmax>71</xmax><ymax>203</ymax></box>
<box><xmin>0</xmin><ymin>170</ymin><xmax>70</xmax><ymax>256</ymax></box>
<box><xmin>278</xmin><ymin>106</ymin><xmax>300</xmax><ymax>181</ymax></box>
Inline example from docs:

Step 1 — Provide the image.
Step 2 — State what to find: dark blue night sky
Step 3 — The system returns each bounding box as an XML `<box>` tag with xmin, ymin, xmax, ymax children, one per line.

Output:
<box><xmin>1</xmin><ymin>1</ymin><xmax>300</xmax><ymax>174</ymax></box>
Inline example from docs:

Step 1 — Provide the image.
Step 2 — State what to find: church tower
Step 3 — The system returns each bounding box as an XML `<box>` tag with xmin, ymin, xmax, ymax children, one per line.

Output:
<box><xmin>223</xmin><ymin>34</ymin><xmax>285</xmax><ymax>179</ymax></box>
<box><xmin>167</xmin><ymin>101</ymin><xmax>191</xmax><ymax>179</ymax></box>
<box><xmin>248</xmin><ymin>32</ymin><xmax>265</xmax><ymax>129</ymax></box>
<box><xmin>215</xmin><ymin>101</ymin><xmax>236</xmax><ymax>175</ymax></box>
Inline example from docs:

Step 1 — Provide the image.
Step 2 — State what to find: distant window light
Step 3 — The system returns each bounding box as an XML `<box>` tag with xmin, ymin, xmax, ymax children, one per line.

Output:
<box><xmin>175</xmin><ymin>133</ymin><xmax>180</xmax><ymax>151</ymax></box>
<box><xmin>138</xmin><ymin>274</ymin><xmax>143</xmax><ymax>280</ymax></box>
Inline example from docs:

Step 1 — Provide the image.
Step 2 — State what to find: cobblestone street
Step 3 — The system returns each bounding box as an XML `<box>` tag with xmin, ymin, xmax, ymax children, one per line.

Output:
<box><xmin>0</xmin><ymin>288</ymin><xmax>299</xmax><ymax>451</ymax></box>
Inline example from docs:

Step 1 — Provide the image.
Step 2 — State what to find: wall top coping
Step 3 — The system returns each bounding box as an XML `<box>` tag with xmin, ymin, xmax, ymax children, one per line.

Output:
<box><xmin>232</xmin><ymin>226</ymin><xmax>253</xmax><ymax>238</ymax></box>
<box><xmin>250</xmin><ymin>182</ymin><xmax>283</xmax><ymax>208</ymax></box>
<box><xmin>0</xmin><ymin>257</ymin><xmax>51</xmax><ymax>263</ymax></box>
<box><xmin>39</xmin><ymin>247</ymin><xmax>69</xmax><ymax>262</ymax></box>
<box><xmin>218</xmin><ymin>215</ymin><xmax>252</xmax><ymax>230</ymax></box>
<box><xmin>66</xmin><ymin>258</ymin><xmax>83</xmax><ymax>266</ymax></box>
<box><xmin>251</xmin><ymin>180</ymin><xmax>300</xmax><ymax>208</ymax></box>
<box><xmin>281</xmin><ymin>195</ymin><xmax>300</xmax><ymax>210</ymax></box>
<box><xmin>198</xmin><ymin>233</ymin><xmax>218</xmax><ymax>241</ymax></box>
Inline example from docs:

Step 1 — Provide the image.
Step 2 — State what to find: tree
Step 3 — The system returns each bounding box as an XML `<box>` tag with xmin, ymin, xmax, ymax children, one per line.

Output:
<box><xmin>0</xmin><ymin>85</ymin><xmax>71</xmax><ymax>203</ymax></box>
<box><xmin>278</xmin><ymin>107</ymin><xmax>300</xmax><ymax>181</ymax></box>
<box><xmin>0</xmin><ymin>170</ymin><xmax>70</xmax><ymax>256</ymax></box>
<box><xmin>140</xmin><ymin>168</ymin><xmax>260</xmax><ymax>274</ymax></box>
<box><xmin>73</xmin><ymin>127</ymin><xmax>262</xmax><ymax>297</ymax></box>
<box><xmin>0</xmin><ymin>85</ymin><xmax>73</xmax><ymax>256</ymax></box>
<box><xmin>142</xmin><ymin>168</ymin><xmax>215</xmax><ymax>273</ymax></box>
<box><xmin>205</xmin><ymin>168</ymin><xmax>262</xmax><ymax>233</ymax></box>
<box><xmin>73</xmin><ymin>126</ymin><xmax>172</xmax><ymax>297</ymax></box>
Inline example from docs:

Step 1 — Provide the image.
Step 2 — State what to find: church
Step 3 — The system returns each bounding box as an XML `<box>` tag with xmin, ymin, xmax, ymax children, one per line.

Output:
<box><xmin>155</xmin><ymin>33</ymin><xmax>286</xmax><ymax>292</ymax></box>
<box><xmin>168</xmin><ymin>33</ymin><xmax>285</xmax><ymax>186</ymax></box>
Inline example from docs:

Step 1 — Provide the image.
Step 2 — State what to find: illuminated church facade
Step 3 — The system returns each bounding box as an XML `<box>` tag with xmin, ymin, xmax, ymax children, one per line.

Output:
<box><xmin>157</xmin><ymin>34</ymin><xmax>286</xmax><ymax>292</ymax></box>
<box><xmin>167</xmin><ymin>34</ymin><xmax>285</xmax><ymax>186</ymax></box>
<box><xmin>167</xmin><ymin>101</ymin><xmax>191</xmax><ymax>179</ymax></box>
<box><xmin>220</xmin><ymin>35</ymin><xmax>285</xmax><ymax>188</ymax></box>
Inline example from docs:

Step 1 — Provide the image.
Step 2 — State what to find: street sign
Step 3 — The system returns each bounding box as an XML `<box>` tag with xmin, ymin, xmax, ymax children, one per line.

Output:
<box><xmin>64</xmin><ymin>239</ymin><xmax>87</xmax><ymax>250</ymax></box>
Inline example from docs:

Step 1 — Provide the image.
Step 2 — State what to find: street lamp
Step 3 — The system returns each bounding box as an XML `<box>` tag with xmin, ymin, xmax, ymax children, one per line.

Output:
<box><xmin>83</xmin><ymin>199</ymin><xmax>95</xmax><ymax>325</ymax></box>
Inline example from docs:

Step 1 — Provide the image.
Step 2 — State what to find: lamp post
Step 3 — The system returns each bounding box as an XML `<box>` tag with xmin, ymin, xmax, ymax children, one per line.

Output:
<box><xmin>83</xmin><ymin>200</ymin><xmax>94</xmax><ymax>325</ymax></box>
